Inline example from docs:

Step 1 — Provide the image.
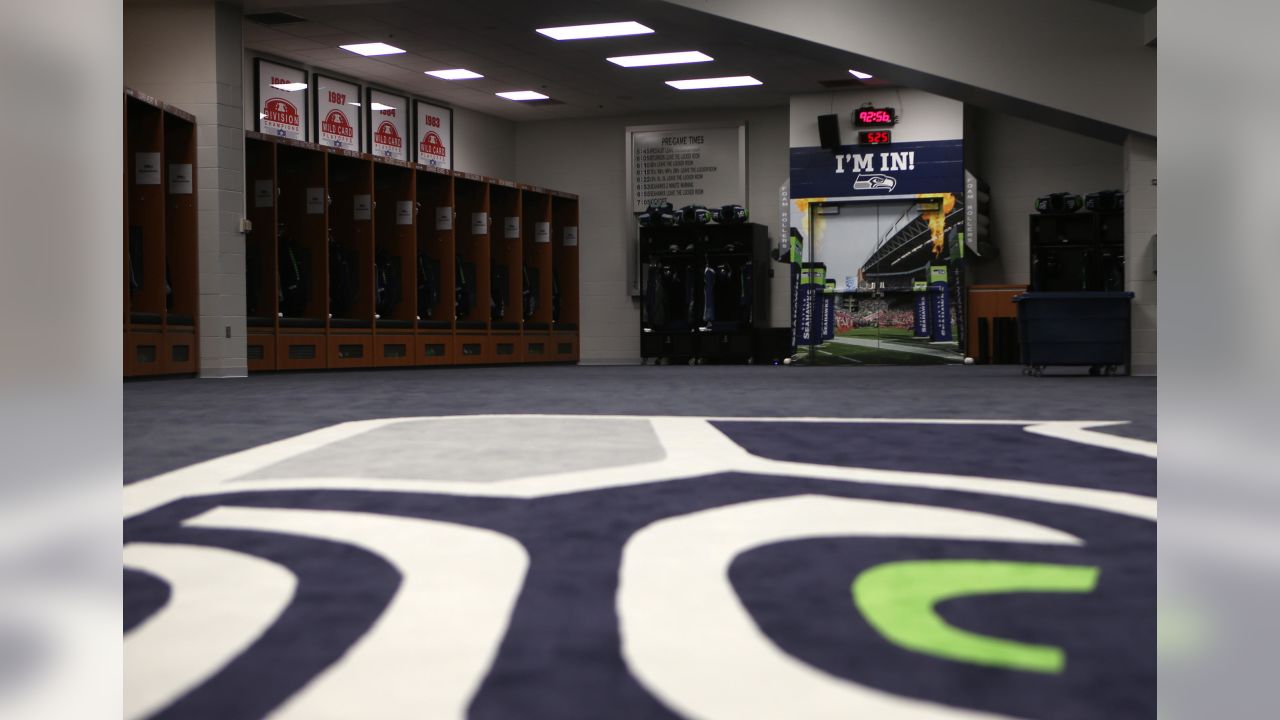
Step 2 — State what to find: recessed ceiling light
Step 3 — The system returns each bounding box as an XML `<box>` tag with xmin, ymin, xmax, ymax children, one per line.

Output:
<box><xmin>536</xmin><ymin>21</ymin><xmax>653</xmax><ymax>41</ymax></box>
<box><xmin>369</xmin><ymin>102</ymin><xmax>394</xmax><ymax>111</ymax></box>
<box><xmin>496</xmin><ymin>90</ymin><xmax>550</xmax><ymax>101</ymax></box>
<box><xmin>848</xmin><ymin>69</ymin><xmax>873</xmax><ymax>79</ymax></box>
<box><xmin>270</xmin><ymin>82</ymin><xmax>308</xmax><ymax>92</ymax></box>
<box><xmin>339</xmin><ymin>42</ymin><xmax>406</xmax><ymax>57</ymax></box>
<box><xmin>607</xmin><ymin>51</ymin><xmax>713</xmax><ymax>68</ymax></box>
<box><xmin>665</xmin><ymin>75</ymin><xmax>762</xmax><ymax>90</ymax></box>
<box><xmin>425</xmin><ymin>68</ymin><xmax>484</xmax><ymax>80</ymax></box>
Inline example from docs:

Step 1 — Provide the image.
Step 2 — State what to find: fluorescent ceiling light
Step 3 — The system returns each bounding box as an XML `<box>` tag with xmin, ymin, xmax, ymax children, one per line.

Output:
<box><xmin>339</xmin><ymin>42</ymin><xmax>405</xmax><ymax>56</ymax></box>
<box><xmin>666</xmin><ymin>75</ymin><xmax>762</xmax><ymax>90</ymax></box>
<box><xmin>369</xmin><ymin>102</ymin><xmax>394</xmax><ymax>111</ymax></box>
<box><xmin>848</xmin><ymin>69</ymin><xmax>873</xmax><ymax>79</ymax></box>
<box><xmin>607</xmin><ymin>51</ymin><xmax>712</xmax><ymax>68</ymax></box>
<box><xmin>271</xmin><ymin>82</ymin><xmax>308</xmax><ymax>92</ymax></box>
<box><xmin>496</xmin><ymin>90</ymin><xmax>550</xmax><ymax>101</ymax></box>
<box><xmin>425</xmin><ymin>68</ymin><xmax>484</xmax><ymax>80</ymax></box>
<box><xmin>536</xmin><ymin>21</ymin><xmax>653</xmax><ymax>41</ymax></box>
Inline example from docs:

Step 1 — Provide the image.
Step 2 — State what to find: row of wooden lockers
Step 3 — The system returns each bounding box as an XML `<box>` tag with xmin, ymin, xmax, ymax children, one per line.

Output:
<box><xmin>246</xmin><ymin>331</ymin><xmax>579</xmax><ymax>372</ymax></box>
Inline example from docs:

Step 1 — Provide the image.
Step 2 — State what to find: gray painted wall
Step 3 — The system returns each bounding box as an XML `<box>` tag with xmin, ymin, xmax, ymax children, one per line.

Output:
<box><xmin>514</xmin><ymin>106</ymin><xmax>790</xmax><ymax>364</ymax></box>
<box><xmin>967</xmin><ymin>108</ymin><xmax>1124</xmax><ymax>287</ymax></box>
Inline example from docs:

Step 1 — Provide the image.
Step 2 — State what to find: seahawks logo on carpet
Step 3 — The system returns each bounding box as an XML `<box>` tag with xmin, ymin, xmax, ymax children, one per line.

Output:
<box><xmin>124</xmin><ymin>415</ymin><xmax>1155</xmax><ymax>719</ymax></box>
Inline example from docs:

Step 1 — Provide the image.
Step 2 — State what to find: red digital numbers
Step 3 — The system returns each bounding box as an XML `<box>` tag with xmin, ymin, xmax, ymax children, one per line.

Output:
<box><xmin>860</xmin><ymin>130</ymin><xmax>892</xmax><ymax>144</ymax></box>
<box><xmin>853</xmin><ymin>107</ymin><xmax>896</xmax><ymax>127</ymax></box>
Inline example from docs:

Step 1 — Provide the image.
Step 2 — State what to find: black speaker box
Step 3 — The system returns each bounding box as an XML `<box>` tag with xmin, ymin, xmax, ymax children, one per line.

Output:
<box><xmin>818</xmin><ymin>114</ymin><xmax>841</xmax><ymax>151</ymax></box>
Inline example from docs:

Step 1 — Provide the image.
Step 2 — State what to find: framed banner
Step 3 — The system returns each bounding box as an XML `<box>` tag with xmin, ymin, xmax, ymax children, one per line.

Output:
<box><xmin>367</xmin><ymin>88</ymin><xmax>409</xmax><ymax>161</ymax></box>
<box><xmin>313</xmin><ymin>74</ymin><xmax>361</xmax><ymax>152</ymax></box>
<box><xmin>255</xmin><ymin>58</ymin><xmax>308</xmax><ymax>141</ymax></box>
<box><xmin>413</xmin><ymin>99</ymin><xmax>453</xmax><ymax>170</ymax></box>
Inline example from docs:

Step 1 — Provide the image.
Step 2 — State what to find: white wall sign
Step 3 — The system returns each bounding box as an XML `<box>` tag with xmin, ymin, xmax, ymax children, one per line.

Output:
<box><xmin>535</xmin><ymin>221</ymin><xmax>551</xmax><ymax>244</ymax></box>
<box><xmin>564</xmin><ymin>226</ymin><xmax>578</xmax><ymax>247</ymax></box>
<box><xmin>167</xmin><ymin>163</ymin><xmax>192</xmax><ymax>194</ymax></box>
<box><xmin>414</xmin><ymin>100</ymin><xmax>453</xmax><ymax>170</ymax></box>
<box><xmin>471</xmin><ymin>212</ymin><xmax>489</xmax><ymax>235</ymax></box>
<box><xmin>306</xmin><ymin>187</ymin><xmax>324</xmax><ymax>215</ymax></box>
<box><xmin>627</xmin><ymin>123</ymin><xmax>747</xmax><ymax>213</ymax></box>
<box><xmin>367</xmin><ymin>89</ymin><xmax>408</xmax><ymax>161</ymax></box>
<box><xmin>354</xmin><ymin>194</ymin><xmax>372</xmax><ymax>221</ymax></box>
<box><xmin>397</xmin><ymin>201</ymin><xmax>414</xmax><ymax>226</ymax></box>
<box><xmin>256</xmin><ymin>59</ymin><xmax>308</xmax><ymax>141</ymax></box>
<box><xmin>504</xmin><ymin>217</ymin><xmax>520</xmax><ymax>239</ymax></box>
<box><xmin>315</xmin><ymin>75</ymin><xmax>361</xmax><ymax>151</ymax></box>
<box><xmin>135</xmin><ymin>152</ymin><xmax>161</xmax><ymax>185</ymax></box>
<box><xmin>254</xmin><ymin>179</ymin><xmax>273</xmax><ymax>208</ymax></box>
<box><xmin>435</xmin><ymin>207</ymin><xmax>453</xmax><ymax>231</ymax></box>
<box><xmin>627</xmin><ymin>121</ymin><xmax>747</xmax><ymax>295</ymax></box>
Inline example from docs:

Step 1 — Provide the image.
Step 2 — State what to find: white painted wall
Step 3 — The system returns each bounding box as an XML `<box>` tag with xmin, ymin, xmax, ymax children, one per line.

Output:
<box><xmin>666</xmin><ymin>0</ymin><xmax>1155</xmax><ymax>137</ymax></box>
<box><xmin>790</xmin><ymin>89</ymin><xmax>963</xmax><ymax>147</ymax></box>
<box><xmin>514</xmin><ymin>106</ymin><xmax>790</xmax><ymax>364</ymax></box>
<box><xmin>126</xmin><ymin>0</ymin><xmax>247</xmax><ymax>378</ymax></box>
<box><xmin>451</xmin><ymin>105</ymin><xmax>516</xmax><ymax>178</ymax></box>
<box><xmin>967</xmin><ymin>108</ymin><xmax>1124</xmax><ymax>286</ymax></box>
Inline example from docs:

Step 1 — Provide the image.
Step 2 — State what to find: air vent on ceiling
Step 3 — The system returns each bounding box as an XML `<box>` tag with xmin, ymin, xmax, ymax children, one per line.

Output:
<box><xmin>818</xmin><ymin>78</ymin><xmax>863</xmax><ymax>89</ymax></box>
<box><xmin>246</xmin><ymin>12</ymin><xmax>307</xmax><ymax>26</ymax></box>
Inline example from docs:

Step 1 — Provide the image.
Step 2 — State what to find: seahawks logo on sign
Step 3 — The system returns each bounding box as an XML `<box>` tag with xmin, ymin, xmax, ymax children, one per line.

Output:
<box><xmin>854</xmin><ymin>173</ymin><xmax>897</xmax><ymax>191</ymax></box>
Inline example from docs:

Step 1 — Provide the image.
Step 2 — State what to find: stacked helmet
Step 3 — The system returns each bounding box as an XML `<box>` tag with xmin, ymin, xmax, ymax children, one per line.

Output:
<box><xmin>1035</xmin><ymin>192</ymin><xmax>1084</xmax><ymax>213</ymax></box>
<box><xmin>713</xmin><ymin>204</ymin><xmax>749</xmax><ymax>224</ymax></box>
<box><xmin>676</xmin><ymin>204</ymin><xmax>713</xmax><ymax>225</ymax></box>
<box><xmin>637</xmin><ymin>201</ymin><xmax>676</xmax><ymax>227</ymax></box>
<box><xmin>1085</xmin><ymin>190</ymin><xmax>1124</xmax><ymax>212</ymax></box>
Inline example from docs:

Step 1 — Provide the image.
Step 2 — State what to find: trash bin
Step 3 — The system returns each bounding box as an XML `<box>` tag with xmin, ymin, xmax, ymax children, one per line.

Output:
<box><xmin>1013</xmin><ymin>291</ymin><xmax>1134</xmax><ymax>376</ymax></box>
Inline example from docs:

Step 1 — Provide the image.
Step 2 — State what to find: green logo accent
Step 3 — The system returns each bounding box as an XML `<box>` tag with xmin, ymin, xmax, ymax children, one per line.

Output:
<box><xmin>852</xmin><ymin>560</ymin><xmax>1100</xmax><ymax>674</ymax></box>
<box><xmin>929</xmin><ymin>265</ymin><xmax>948</xmax><ymax>284</ymax></box>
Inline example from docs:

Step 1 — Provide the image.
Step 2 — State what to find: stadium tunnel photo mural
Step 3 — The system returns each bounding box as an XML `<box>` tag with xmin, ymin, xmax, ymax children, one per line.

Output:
<box><xmin>788</xmin><ymin>138</ymin><xmax>968</xmax><ymax>365</ymax></box>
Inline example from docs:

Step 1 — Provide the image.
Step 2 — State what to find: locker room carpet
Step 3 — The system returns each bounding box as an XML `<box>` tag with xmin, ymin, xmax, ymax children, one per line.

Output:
<box><xmin>124</xmin><ymin>366</ymin><xmax>1155</xmax><ymax>719</ymax></box>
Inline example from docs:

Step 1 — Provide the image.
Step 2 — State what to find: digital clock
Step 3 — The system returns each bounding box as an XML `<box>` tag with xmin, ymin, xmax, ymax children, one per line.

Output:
<box><xmin>859</xmin><ymin>130</ymin><xmax>892</xmax><ymax>144</ymax></box>
<box><xmin>853</xmin><ymin>107</ymin><xmax>896</xmax><ymax>127</ymax></box>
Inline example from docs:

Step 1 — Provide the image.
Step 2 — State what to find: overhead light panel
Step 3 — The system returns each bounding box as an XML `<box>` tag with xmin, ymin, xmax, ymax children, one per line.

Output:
<box><xmin>607</xmin><ymin>51</ymin><xmax>713</xmax><ymax>68</ymax></box>
<box><xmin>425</xmin><ymin>68</ymin><xmax>484</xmax><ymax>80</ymax></box>
<box><xmin>536</xmin><ymin>21</ymin><xmax>653</xmax><ymax>41</ymax></box>
<box><xmin>271</xmin><ymin>82</ymin><xmax>308</xmax><ymax>92</ymax></box>
<box><xmin>369</xmin><ymin>102</ymin><xmax>394</xmax><ymax>111</ymax></box>
<box><xmin>496</xmin><ymin>90</ymin><xmax>550</xmax><ymax>101</ymax></box>
<box><xmin>848</xmin><ymin>69</ymin><xmax>873</xmax><ymax>79</ymax></box>
<box><xmin>339</xmin><ymin>42</ymin><xmax>406</xmax><ymax>57</ymax></box>
<box><xmin>666</xmin><ymin>75</ymin><xmax>762</xmax><ymax>90</ymax></box>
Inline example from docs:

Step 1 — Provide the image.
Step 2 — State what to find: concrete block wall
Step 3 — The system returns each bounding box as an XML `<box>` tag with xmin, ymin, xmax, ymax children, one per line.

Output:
<box><xmin>125</xmin><ymin>0</ymin><xmax>246</xmax><ymax>377</ymax></box>
<box><xmin>1124</xmin><ymin>134</ymin><xmax>1158</xmax><ymax>375</ymax></box>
